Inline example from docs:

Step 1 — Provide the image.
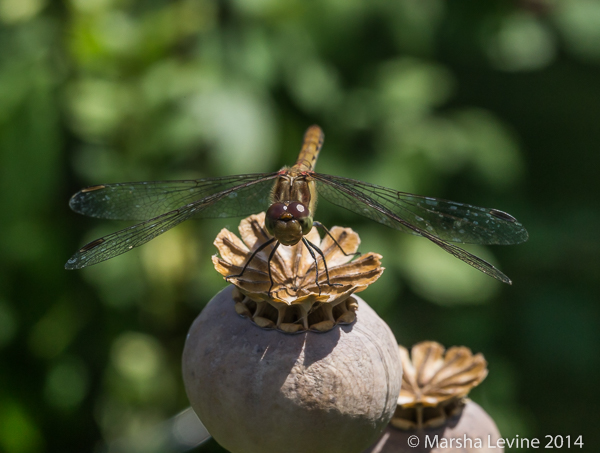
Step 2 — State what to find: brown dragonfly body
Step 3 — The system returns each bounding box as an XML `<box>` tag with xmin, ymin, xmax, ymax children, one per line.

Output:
<box><xmin>266</xmin><ymin>125</ymin><xmax>323</xmax><ymax>246</ymax></box>
<box><xmin>249</xmin><ymin>126</ymin><xmax>346</xmax><ymax>292</ymax></box>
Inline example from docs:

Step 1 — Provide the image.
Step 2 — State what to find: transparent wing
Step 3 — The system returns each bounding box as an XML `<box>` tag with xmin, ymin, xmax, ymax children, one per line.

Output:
<box><xmin>65</xmin><ymin>176</ymin><xmax>278</xmax><ymax>269</ymax></box>
<box><xmin>313</xmin><ymin>174</ymin><xmax>528</xmax><ymax>245</ymax></box>
<box><xmin>69</xmin><ymin>173</ymin><xmax>280</xmax><ymax>221</ymax></box>
<box><xmin>313</xmin><ymin>173</ymin><xmax>529</xmax><ymax>284</ymax></box>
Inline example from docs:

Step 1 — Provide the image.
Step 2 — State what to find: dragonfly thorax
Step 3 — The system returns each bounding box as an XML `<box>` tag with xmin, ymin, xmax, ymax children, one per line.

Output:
<box><xmin>271</xmin><ymin>169</ymin><xmax>317</xmax><ymax>216</ymax></box>
<box><xmin>265</xmin><ymin>201</ymin><xmax>313</xmax><ymax>246</ymax></box>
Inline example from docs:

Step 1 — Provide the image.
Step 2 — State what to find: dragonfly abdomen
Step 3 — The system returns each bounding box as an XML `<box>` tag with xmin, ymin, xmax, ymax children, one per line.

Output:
<box><xmin>294</xmin><ymin>125</ymin><xmax>324</xmax><ymax>172</ymax></box>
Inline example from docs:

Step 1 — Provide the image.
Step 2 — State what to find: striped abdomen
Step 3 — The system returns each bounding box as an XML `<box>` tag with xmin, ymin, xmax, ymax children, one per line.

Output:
<box><xmin>293</xmin><ymin>125</ymin><xmax>324</xmax><ymax>172</ymax></box>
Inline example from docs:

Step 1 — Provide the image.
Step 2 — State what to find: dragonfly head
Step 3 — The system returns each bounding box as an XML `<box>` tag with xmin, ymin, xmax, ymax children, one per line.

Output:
<box><xmin>265</xmin><ymin>201</ymin><xmax>313</xmax><ymax>246</ymax></box>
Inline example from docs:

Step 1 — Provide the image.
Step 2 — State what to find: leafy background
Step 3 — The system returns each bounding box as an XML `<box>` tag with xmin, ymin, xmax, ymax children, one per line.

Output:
<box><xmin>1</xmin><ymin>0</ymin><xmax>599</xmax><ymax>452</ymax></box>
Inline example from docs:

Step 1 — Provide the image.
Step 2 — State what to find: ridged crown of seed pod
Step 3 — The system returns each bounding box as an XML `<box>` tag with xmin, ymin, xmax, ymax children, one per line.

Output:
<box><xmin>392</xmin><ymin>341</ymin><xmax>488</xmax><ymax>429</ymax></box>
<box><xmin>212</xmin><ymin>212</ymin><xmax>384</xmax><ymax>332</ymax></box>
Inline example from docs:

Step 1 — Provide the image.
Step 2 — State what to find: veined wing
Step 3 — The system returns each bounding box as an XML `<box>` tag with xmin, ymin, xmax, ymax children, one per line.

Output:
<box><xmin>312</xmin><ymin>173</ymin><xmax>529</xmax><ymax>284</ymax></box>
<box><xmin>69</xmin><ymin>173</ymin><xmax>280</xmax><ymax>221</ymax></box>
<box><xmin>65</xmin><ymin>176</ymin><xmax>278</xmax><ymax>269</ymax></box>
<box><xmin>312</xmin><ymin>174</ymin><xmax>528</xmax><ymax>245</ymax></box>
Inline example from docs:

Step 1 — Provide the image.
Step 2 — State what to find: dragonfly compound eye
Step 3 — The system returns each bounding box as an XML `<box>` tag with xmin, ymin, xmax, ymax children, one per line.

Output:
<box><xmin>287</xmin><ymin>202</ymin><xmax>313</xmax><ymax>235</ymax></box>
<box><xmin>265</xmin><ymin>202</ymin><xmax>310</xmax><ymax>246</ymax></box>
<box><xmin>266</xmin><ymin>202</ymin><xmax>288</xmax><ymax>227</ymax></box>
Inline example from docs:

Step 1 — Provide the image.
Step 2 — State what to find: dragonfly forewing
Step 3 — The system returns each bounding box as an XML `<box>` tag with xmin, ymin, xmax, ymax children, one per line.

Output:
<box><xmin>66</xmin><ymin>176</ymin><xmax>279</xmax><ymax>269</ymax></box>
<box><xmin>312</xmin><ymin>173</ymin><xmax>528</xmax><ymax>284</ymax></box>
<box><xmin>313</xmin><ymin>174</ymin><xmax>528</xmax><ymax>245</ymax></box>
<box><xmin>70</xmin><ymin>173</ymin><xmax>279</xmax><ymax>221</ymax></box>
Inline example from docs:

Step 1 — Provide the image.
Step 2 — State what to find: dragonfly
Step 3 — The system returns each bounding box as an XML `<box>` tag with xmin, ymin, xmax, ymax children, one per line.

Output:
<box><xmin>66</xmin><ymin>125</ymin><xmax>528</xmax><ymax>289</ymax></box>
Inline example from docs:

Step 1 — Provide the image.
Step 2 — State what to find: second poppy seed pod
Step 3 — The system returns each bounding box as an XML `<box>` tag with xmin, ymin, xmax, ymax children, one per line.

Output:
<box><xmin>365</xmin><ymin>341</ymin><xmax>502</xmax><ymax>453</ymax></box>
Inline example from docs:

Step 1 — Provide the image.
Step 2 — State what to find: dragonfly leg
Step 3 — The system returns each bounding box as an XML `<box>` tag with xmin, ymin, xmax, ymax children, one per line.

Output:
<box><xmin>266</xmin><ymin>241</ymin><xmax>281</xmax><ymax>297</ymax></box>
<box><xmin>313</xmin><ymin>221</ymin><xmax>361</xmax><ymax>257</ymax></box>
<box><xmin>302</xmin><ymin>238</ymin><xmax>322</xmax><ymax>295</ymax></box>
<box><xmin>303</xmin><ymin>238</ymin><xmax>343</xmax><ymax>294</ymax></box>
<box><xmin>225</xmin><ymin>237</ymin><xmax>277</xmax><ymax>281</ymax></box>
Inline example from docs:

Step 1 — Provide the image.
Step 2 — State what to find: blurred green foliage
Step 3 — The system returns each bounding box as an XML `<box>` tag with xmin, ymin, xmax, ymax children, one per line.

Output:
<box><xmin>0</xmin><ymin>0</ymin><xmax>599</xmax><ymax>452</ymax></box>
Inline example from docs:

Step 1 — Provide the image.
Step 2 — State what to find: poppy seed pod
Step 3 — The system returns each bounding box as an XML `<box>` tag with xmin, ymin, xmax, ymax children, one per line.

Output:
<box><xmin>211</xmin><ymin>213</ymin><xmax>384</xmax><ymax>332</ymax></box>
<box><xmin>183</xmin><ymin>214</ymin><xmax>401</xmax><ymax>452</ymax></box>
<box><xmin>366</xmin><ymin>400</ymin><xmax>501</xmax><ymax>453</ymax></box>
<box><xmin>182</xmin><ymin>286</ymin><xmax>402</xmax><ymax>453</ymax></box>
<box><xmin>365</xmin><ymin>342</ymin><xmax>502</xmax><ymax>453</ymax></box>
